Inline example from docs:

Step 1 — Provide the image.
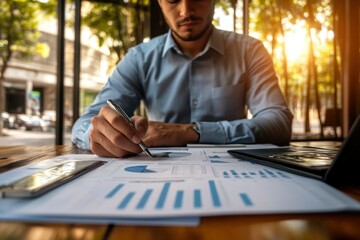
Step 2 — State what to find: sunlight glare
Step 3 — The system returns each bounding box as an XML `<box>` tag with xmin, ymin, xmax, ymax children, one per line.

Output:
<box><xmin>214</xmin><ymin>8</ymin><xmax>234</xmax><ymax>31</ymax></box>
<box><xmin>283</xmin><ymin>22</ymin><xmax>308</xmax><ymax>63</ymax></box>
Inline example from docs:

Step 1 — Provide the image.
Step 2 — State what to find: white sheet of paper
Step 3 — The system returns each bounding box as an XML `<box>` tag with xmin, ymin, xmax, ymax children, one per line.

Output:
<box><xmin>0</xmin><ymin>147</ymin><xmax>359</xmax><ymax>221</ymax></box>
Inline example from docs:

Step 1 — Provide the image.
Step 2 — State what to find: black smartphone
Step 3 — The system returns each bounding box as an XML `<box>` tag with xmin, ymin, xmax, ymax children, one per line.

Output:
<box><xmin>0</xmin><ymin>160</ymin><xmax>105</xmax><ymax>198</ymax></box>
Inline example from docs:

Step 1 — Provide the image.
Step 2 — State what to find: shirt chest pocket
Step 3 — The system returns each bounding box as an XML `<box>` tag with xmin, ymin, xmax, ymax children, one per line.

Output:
<box><xmin>211</xmin><ymin>82</ymin><xmax>246</xmax><ymax>120</ymax></box>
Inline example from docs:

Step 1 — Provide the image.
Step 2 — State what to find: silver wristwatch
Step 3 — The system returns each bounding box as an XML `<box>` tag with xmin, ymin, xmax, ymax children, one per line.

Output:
<box><xmin>192</xmin><ymin>122</ymin><xmax>200</xmax><ymax>138</ymax></box>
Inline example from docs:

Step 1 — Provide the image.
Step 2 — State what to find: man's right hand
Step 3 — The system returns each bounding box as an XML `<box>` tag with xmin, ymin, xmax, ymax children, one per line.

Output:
<box><xmin>89</xmin><ymin>105</ymin><xmax>148</xmax><ymax>158</ymax></box>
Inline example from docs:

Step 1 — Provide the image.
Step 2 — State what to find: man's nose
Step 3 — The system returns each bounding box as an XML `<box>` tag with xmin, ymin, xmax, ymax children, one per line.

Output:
<box><xmin>179</xmin><ymin>0</ymin><xmax>194</xmax><ymax>18</ymax></box>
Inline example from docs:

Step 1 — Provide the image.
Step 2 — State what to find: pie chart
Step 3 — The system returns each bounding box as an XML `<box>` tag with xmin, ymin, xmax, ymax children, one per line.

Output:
<box><xmin>124</xmin><ymin>165</ymin><xmax>155</xmax><ymax>173</ymax></box>
<box><xmin>124</xmin><ymin>165</ymin><xmax>168</xmax><ymax>173</ymax></box>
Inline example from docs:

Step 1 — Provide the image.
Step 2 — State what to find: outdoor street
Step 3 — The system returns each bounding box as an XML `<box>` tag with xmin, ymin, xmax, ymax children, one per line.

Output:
<box><xmin>0</xmin><ymin>129</ymin><xmax>72</xmax><ymax>146</ymax></box>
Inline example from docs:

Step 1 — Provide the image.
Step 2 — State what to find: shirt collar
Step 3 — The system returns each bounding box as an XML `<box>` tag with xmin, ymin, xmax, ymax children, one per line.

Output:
<box><xmin>162</xmin><ymin>26</ymin><xmax>225</xmax><ymax>58</ymax></box>
<box><xmin>208</xmin><ymin>27</ymin><xmax>224</xmax><ymax>55</ymax></box>
<box><xmin>162</xmin><ymin>30</ymin><xmax>178</xmax><ymax>57</ymax></box>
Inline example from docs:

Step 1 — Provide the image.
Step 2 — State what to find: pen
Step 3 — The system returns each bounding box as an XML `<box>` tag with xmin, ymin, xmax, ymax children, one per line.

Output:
<box><xmin>107</xmin><ymin>99</ymin><xmax>153</xmax><ymax>158</ymax></box>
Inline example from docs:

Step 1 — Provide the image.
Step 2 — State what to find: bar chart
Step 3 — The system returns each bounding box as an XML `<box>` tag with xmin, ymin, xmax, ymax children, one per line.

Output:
<box><xmin>102</xmin><ymin>179</ymin><xmax>253</xmax><ymax>212</ymax></box>
<box><xmin>221</xmin><ymin>168</ymin><xmax>291</xmax><ymax>179</ymax></box>
<box><xmin>105</xmin><ymin>180</ymin><xmax>225</xmax><ymax>210</ymax></box>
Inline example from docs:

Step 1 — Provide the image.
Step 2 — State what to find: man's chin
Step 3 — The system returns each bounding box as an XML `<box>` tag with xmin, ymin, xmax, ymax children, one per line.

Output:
<box><xmin>175</xmin><ymin>31</ymin><xmax>201</xmax><ymax>42</ymax></box>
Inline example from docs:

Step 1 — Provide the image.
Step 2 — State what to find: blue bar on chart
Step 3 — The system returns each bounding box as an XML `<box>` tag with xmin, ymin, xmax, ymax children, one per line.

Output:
<box><xmin>241</xmin><ymin>172</ymin><xmax>251</xmax><ymax>178</ymax></box>
<box><xmin>106</xmin><ymin>183</ymin><xmax>124</xmax><ymax>198</ymax></box>
<box><xmin>118</xmin><ymin>192</ymin><xmax>135</xmax><ymax>209</ymax></box>
<box><xmin>208</xmin><ymin>180</ymin><xmax>221</xmax><ymax>207</ymax></box>
<box><xmin>230</xmin><ymin>169</ymin><xmax>240</xmax><ymax>178</ymax></box>
<box><xmin>174</xmin><ymin>190</ymin><xmax>184</xmax><ymax>209</ymax></box>
<box><xmin>194</xmin><ymin>189</ymin><xmax>202</xmax><ymax>208</ymax></box>
<box><xmin>259</xmin><ymin>170</ymin><xmax>267</xmax><ymax>178</ymax></box>
<box><xmin>136</xmin><ymin>189</ymin><xmax>153</xmax><ymax>209</ymax></box>
<box><xmin>264</xmin><ymin>169</ymin><xmax>277</xmax><ymax>178</ymax></box>
<box><xmin>239</xmin><ymin>193</ymin><xmax>253</xmax><ymax>207</ymax></box>
<box><xmin>155</xmin><ymin>182</ymin><xmax>171</xmax><ymax>209</ymax></box>
<box><xmin>276</xmin><ymin>171</ymin><xmax>291</xmax><ymax>179</ymax></box>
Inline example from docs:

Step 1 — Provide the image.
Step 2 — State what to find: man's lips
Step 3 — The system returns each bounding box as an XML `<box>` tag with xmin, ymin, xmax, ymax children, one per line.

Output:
<box><xmin>177</xmin><ymin>17</ymin><xmax>201</xmax><ymax>27</ymax></box>
<box><xmin>179</xmin><ymin>21</ymin><xmax>197</xmax><ymax>27</ymax></box>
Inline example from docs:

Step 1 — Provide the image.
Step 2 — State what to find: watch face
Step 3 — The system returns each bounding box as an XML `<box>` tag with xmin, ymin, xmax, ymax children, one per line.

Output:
<box><xmin>193</xmin><ymin>123</ymin><xmax>200</xmax><ymax>134</ymax></box>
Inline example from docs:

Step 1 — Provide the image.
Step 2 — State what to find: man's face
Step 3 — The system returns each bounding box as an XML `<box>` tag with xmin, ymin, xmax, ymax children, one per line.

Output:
<box><xmin>158</xmin><ymin>0</ymin><xmax>215</xmax><ymax>42</ymax></box>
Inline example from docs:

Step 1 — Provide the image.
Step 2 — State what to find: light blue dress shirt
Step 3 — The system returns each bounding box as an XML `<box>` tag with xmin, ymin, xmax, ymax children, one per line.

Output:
<box><xmin>72</xmin><ymin>27</ymin><xmax>293</xmax><ymax>150</ymax></box>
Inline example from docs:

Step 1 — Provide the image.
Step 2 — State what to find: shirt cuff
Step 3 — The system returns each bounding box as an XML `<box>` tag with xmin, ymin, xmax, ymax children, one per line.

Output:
<box><xmin>196</xmin><ymin>122</ymin><xmax>227</xmax><ymax>144</ymax></box>
<box><xmin>83</xmin><ymin>125</ymin><xmax>91</xmax><ymax>149</ymax></box>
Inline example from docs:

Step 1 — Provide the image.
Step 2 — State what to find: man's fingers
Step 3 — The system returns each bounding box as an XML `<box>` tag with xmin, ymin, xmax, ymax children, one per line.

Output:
<box><xmin>89</xmin><ymin>124</ymin><xmax>128</xmax><ymax>157</ymax></box>
<box><xmin>90</xmin><ymin>108</ymin><xmax>143</xmax><ymax>157</ymax></box>
<box><xmin>90</xmin><ymin>141</ymin><xmax>117</xmax><ymax>158</ymax></box>
<box><xmin>132</xmin><ymin>116</ymin><xmax>148</xmax><ymax>136</ymax></box>
<box><xmin>102</xmin><ymin>106</ymin><xmax>142</xmax><ymax>144</ymax></box>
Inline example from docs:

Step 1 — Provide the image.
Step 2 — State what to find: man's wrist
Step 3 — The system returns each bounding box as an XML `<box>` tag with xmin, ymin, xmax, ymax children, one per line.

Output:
<box><xmin>192</xmin><ymin>122</ymin><xmax>200</xmax><ymax>143</ymax></box>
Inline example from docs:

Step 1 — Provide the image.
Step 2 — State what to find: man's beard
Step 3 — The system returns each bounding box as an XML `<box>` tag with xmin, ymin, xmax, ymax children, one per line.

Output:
<box><xmin>172</xmin><ymin>16</ymin><xmax>213</xmax><ymax>42</ymax></box>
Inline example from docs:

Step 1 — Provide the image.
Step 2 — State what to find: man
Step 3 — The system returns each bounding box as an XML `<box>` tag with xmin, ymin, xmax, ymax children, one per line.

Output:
<box><xmin>72</xmin><ymin>0</ymin><xmax>293</xmax><ymax>157</ymax></box>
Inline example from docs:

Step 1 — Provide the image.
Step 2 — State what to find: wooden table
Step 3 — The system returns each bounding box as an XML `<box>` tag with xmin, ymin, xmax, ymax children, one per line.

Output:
<box><xmin>1</xmin><ymin>145</ymin><xmax>360</xmax><ymax>240</ymax></box>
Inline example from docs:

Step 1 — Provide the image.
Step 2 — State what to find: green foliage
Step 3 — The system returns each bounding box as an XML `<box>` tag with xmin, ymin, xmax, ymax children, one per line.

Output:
<box><xmin>216</xmin><ymin>0</ymin><xmax>232</xmax><ymax>15</ymax></box>
<box><xmin>79</xmin><ymin>1</ymin><xmax>150</xmax><ymax>64</ymax></box>
<box><xmin>0</xmin><ymin>0</ymin><xmax>50</xmax><ymax>64</ymax></box>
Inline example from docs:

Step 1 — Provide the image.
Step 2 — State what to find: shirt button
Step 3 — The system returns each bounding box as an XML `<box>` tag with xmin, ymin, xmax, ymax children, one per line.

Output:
<box><xmin>193</xmin><ymin>100</ymin><xmax>198</xmax><ymax>106</ymax></box>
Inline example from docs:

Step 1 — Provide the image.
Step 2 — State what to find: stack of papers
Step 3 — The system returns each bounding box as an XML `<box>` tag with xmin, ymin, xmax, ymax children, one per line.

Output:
<box><xmin>0</xmin><ymin>145</ymin><xmax>359</xmax><ymax>225</ymax></box>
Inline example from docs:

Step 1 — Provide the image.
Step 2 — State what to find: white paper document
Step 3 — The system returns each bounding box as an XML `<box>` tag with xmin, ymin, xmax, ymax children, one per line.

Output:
<box><xmin>1</xmin><ymin>147</ymin><xmax>359</xmax><ymax>221</ymax></box>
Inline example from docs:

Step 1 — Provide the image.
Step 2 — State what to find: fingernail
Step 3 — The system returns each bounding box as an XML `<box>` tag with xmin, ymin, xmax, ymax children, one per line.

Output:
<box><xmin>132</xmin><ymin>135</ymin><xmax>141</xmax><ymax>143</ymax></box>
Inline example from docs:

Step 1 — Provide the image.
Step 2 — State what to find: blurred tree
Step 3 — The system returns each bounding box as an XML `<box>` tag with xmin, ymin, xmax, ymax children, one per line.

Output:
<box><xmin>250</xmin><ymin>0</ymin><xmax>336</xmax><ymax>138</ymax></box>
<box><xmin>78</xmin><ymin>0</ymin><xmax>150</xmax><ymax>65</ymax></box>
<box><xmin>230</xmin><ymin>0</ymin><xmax>239</xmax><ymax>32</ymax></box>
<box><xmin>303</xmin><ymin>0</ymin><xmax>332</xmax><ymax>136</ymax></box>
<box><xmin>250</xmin><ymin>0</ymin><xmax>297</xmax><ymax>101</ymax></box>
<box><xmin>0</xmin><ymin>0</ymin><xmax>50</xmax><ymax>136</ymax></box>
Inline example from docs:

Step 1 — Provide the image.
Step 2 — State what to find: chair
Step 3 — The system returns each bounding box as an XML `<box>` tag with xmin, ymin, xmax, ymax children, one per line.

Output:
<box><xmin>322</xmin><ymin>108</ymin><xmax>342</xmax><ymax>137</ymax></box>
